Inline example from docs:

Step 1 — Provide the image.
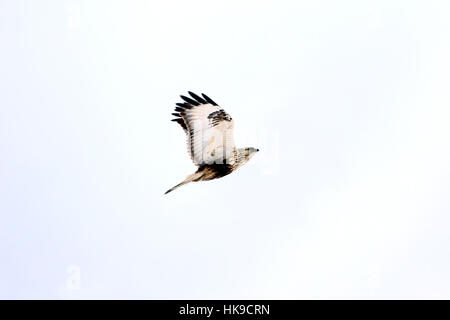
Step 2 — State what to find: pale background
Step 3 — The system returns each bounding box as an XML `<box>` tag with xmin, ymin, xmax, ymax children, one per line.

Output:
<box><xmin>1</xmin><ymin>0</ymin><xmax>450</xmax><ymax>299</ymax></box>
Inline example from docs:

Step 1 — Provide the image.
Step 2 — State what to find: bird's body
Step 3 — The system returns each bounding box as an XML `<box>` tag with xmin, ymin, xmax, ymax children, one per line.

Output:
<box><xmin>165</xmin><ymin>92</ymin><xmax>259</xmax><ymax>194</ymax></box>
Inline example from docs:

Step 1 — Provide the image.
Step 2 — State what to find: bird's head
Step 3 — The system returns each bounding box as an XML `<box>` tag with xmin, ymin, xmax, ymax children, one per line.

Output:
<box><xmin>245</xmin><ymin>147</ymin><xmax>260</xmax><ymax>159</ymax></box>
<box><xmin>235</xmin><ymin>147</ymin><xmax>259</xmax><ymax>165</ymax></box>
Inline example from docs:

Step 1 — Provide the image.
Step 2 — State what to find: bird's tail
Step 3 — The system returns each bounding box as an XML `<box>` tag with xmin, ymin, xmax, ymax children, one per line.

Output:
<box><xmin>164</xmin><ymin>171</ymin><xmax>202</xmax><ymax>194</ymax></box>
<box><xmin>164</xmin><ymin>180</ymin><xmax>190</xmax><ymax>194</ymax></box>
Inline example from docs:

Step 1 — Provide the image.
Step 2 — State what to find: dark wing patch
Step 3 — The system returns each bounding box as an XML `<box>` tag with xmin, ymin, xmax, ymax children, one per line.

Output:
<box><xmin>207</xmin><ymin>109</ymin><xmax>232</xmax><ymax>127</ymax></box>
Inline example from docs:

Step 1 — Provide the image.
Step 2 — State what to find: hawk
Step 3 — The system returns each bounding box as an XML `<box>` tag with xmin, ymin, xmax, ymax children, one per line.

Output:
<box><xmin>165</xmin><ymin>92</ymin><xmax>259</xmax><ymax>194</ymax></box>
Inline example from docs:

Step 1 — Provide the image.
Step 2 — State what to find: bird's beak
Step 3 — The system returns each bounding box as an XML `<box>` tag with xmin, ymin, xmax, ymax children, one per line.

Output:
<box><xmin>256</xmin><ymin>149</ymin><xmax>260</xmax><ymax>152</ymax></box>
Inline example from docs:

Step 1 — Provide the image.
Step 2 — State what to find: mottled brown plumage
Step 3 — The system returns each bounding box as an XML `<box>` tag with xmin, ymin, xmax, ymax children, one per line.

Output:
<box><xmin>165</xmin><ymin>92</ymin><xmax>259</xmax><ymax>194</ymax></box>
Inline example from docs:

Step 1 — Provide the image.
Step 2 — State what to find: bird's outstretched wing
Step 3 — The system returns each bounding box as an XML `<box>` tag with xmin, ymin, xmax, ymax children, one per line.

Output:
<box><xmin>171</xmin><ymin>92</ymin><xmax>235</xmax><ymax>166</ymax></box>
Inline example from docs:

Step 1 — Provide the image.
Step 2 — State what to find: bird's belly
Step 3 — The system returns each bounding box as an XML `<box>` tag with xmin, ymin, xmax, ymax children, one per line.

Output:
<box><xmin>196</xmin><ymin>164</ymin><xmax>234</xmax><ymax>181</ymax></box>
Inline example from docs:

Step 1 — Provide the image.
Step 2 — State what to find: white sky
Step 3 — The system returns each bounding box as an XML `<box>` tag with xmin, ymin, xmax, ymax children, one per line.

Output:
<box><xmin>1</xmin><ymin>0</ymin><xmax>450</xmax><ymax>299</ymax></box>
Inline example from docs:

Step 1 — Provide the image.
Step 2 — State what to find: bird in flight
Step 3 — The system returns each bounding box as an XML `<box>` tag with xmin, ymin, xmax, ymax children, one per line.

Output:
<box><xmin>165</xmin><ymin>91</ymin><xmax>259</xmax><ymax>194</ymax></box>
